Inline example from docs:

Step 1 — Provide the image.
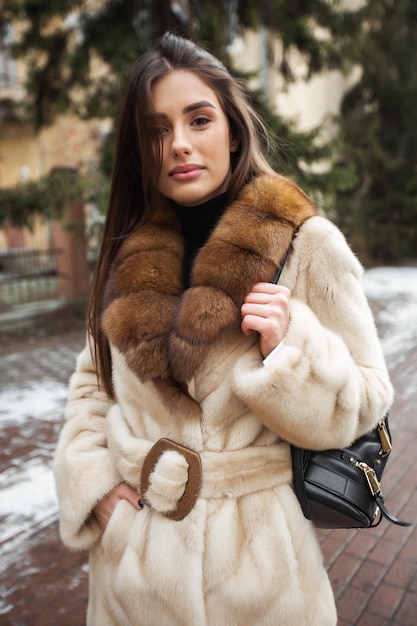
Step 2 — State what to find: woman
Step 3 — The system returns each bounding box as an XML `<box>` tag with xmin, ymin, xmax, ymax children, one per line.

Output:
<box><xmin>54</xmin><ymin>32</ymin><xmax>393</xmax><ymax>625</ymax></box>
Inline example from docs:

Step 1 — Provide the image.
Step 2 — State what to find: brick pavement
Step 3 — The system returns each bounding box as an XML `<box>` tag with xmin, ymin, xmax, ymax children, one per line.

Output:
<box><xmin>0</xmin><ymin>332</ymin><xmax>89</xmax><ymax>626</ymax></box>
<box><xmin>0</xmin><ymin>331</ymin><xmax>416</xmax><ymax>626</ymax></box>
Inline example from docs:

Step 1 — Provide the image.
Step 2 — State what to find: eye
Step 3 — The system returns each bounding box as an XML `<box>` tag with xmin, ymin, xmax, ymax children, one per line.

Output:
<box><xmin>155</xmin><ymin>125</ymin><xmax>169</xmax><ymax>135</ymax></box>
<box><xmin>191</xmin><ymin>116</ymin><xmax>211</xmax><ymax>127</ymax></box>
<box><xmin>150</xmin><ymin>126</ymin><xmax>167</xmax><ymax>140</ymax></box>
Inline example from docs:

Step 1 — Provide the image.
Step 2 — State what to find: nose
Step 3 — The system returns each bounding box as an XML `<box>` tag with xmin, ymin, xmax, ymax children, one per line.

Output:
<box><xmin>171</xmin><ymin>125</ymin><xmax>192</xmax><ymax>157</ymax></box>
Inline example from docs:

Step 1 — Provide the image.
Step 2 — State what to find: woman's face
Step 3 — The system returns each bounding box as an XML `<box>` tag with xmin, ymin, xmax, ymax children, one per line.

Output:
<box><xmin>151</xmin><ymin>70</ymin><xmax>235</xmax><ymax>206</ymax></box>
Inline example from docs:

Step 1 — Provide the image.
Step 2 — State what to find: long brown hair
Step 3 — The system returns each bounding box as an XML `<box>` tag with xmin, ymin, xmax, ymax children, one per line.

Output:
<box><xmin>88</xmin><ymin>32</ymin><xmax>274</xmax><ymax>397</ymax></box>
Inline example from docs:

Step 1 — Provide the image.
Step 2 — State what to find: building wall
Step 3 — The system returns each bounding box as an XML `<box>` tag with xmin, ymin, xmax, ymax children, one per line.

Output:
<box><xmin>0</xmin><ymin>107</ymin><xmax>109</xmax><ymax>249</ymax></box>
<box><xmin>230</xmin><ymin>28</ymin><xmax>360</xmax><ymax>132</ymax></box>
<box><xmin>0</xmin><ymin>114</ymin><xmax>109</xmax><ymax>188</ymax></box>
<box><xmin>0</xmin><ymin>17</ymin><xmax>110</xmax><ymax>250</ymax></box>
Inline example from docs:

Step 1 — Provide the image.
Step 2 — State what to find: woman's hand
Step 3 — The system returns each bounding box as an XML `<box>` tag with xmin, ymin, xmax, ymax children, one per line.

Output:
<box><xmin>241</xmin><ymin>282</ymin><xmax>291</xmax><ymax>358</ymax></box>
<box><xmin>93</xmin><ymin>483</ymin><xmax>143</xmax><ymax>530</ymax></box>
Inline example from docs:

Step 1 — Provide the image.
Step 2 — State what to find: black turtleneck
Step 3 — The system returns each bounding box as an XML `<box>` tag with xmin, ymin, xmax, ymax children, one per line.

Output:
<box><xmin>172</xmin><ymin>192</ymin><xmax>229</xmax><ymax>289</ymax></box>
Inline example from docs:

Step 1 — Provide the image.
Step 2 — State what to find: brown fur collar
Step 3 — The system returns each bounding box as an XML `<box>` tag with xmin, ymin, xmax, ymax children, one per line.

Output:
<box><xmin>102</xmin><ymin>174</ymin><xmax>316</xmax><ymax>415</ymax></box>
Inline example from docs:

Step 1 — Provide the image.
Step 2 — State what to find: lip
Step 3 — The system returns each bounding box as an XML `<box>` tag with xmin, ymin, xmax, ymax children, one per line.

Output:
<box><xmin>169</xmin><ymin>164</ymin><xmax>204</xmax><ymax>181</ymax></box>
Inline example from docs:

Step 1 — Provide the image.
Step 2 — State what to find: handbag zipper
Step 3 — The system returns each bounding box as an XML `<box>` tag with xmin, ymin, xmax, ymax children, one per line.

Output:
<box><xmin>378</xmin><ymin>418</ymin><xmax>393</xmax><ymax>457</ymax></box>
<box><xmin>356</xmin><ymin>461</ymin><xmax>382</xmax><ymax>496</ymax></box>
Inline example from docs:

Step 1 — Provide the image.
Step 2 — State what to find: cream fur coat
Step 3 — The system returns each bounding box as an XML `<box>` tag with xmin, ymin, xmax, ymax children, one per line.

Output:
<box><xmin>54</xmin><ymin>174</ymin><xmax>393</xmax><ymax>626</ymax></box>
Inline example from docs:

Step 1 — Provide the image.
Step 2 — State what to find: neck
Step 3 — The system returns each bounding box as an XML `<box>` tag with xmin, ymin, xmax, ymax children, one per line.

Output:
<box><xmin>171</xmin><ymin>192</ymin><xmax>228</xmax><ymax>241</ymax></box>
<box><xmin>171</xmin><ymin>192</ymin><xmax>229</xmax><ymax>288</ymax></box>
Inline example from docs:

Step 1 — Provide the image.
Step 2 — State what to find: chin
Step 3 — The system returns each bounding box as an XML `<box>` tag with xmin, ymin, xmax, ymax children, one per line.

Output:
<box><xmin>169</xmin><ymin>189</ymin><xmax>213</xmax><ymax>207</ymax></box>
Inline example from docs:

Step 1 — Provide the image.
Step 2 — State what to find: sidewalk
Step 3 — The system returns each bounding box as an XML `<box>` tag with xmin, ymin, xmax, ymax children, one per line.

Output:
<box><xmin>0</xmin><ymin>331</ymin><xmax>89</xmax><ymax>625</ymax></box>
<box><xmin>0</xmin><ymin>328</ymin><xmax>416</xmax><ymax>625</ymax></box>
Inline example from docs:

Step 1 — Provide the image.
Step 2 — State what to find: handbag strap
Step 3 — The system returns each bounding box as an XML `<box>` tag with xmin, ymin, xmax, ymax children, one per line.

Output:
<box><xmin>271</xmin><ymin>228</ymin><xmax>314</xmax><ymax>520</ymax></box>
<box><xmin>272</xmin><ymin>229</ymin><xmax>297</xmax><ymax>284</ymax></box>
<box><xmin>375</xmin><ymin>493</ymin><xmax>411</xmax><ymax>526</ymax></box>
<box><xmin>272</xmin><ymin>229</ymin><xmax>411</xmax><ymax>528</ymax></box>
<box><xmin>290</xmin><ymin>447</ymin><xmax>313</xmax><ymax>520</ymax></box>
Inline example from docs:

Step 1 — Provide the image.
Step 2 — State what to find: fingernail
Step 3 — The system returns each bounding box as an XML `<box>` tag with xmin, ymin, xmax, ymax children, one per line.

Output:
<box><xmin>138</xmin><ymin>499</ymin><xmax>144</xmax><ymax>509</ymax></box>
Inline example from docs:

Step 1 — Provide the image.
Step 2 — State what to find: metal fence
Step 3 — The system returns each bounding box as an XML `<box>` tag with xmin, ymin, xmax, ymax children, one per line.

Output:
<box><xmin>0</xmin><ymin>248</ymin><xmax>62</xmax><ymax>309</ymax></box>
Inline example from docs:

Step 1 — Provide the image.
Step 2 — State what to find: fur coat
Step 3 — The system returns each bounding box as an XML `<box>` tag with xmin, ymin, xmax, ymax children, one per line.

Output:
<box><xmin>54</xmin><ymin>174</ymin><xmax>393</xmax><ymax>626</ymax></box>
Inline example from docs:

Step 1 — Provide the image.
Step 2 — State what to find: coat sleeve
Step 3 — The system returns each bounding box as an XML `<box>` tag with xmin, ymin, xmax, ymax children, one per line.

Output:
<box><xmin>53</xmin><ymin>339</ymin><xmax>121</xmax><ymax>550</ymax></box>
<box><xmin>232</xmin><ymin>216</ymin><xmax>394</xmax><ymax>450</ymax></box>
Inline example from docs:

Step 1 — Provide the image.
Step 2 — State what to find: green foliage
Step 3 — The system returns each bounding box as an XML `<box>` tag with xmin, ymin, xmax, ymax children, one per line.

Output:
<box><xmin>0</xmin><ymin>169</ymin><xmax>84</xmax><ymax>229</ymax></box>
<box><xmin>335</xmin><ymin>0</ymin><xmax>417</xmax><ymax>261</ymax></box>
<box><xmin>0</xmin><ymin>181</ymin><xmax>46</xmax><ymax>229</ymax></box>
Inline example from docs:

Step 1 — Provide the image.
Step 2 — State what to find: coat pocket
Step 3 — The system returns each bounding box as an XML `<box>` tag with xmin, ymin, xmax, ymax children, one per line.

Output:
<box><xmin>101</xmin><ymin>498</ymin><xmax>138</xmax><ymax>564</ymax></box>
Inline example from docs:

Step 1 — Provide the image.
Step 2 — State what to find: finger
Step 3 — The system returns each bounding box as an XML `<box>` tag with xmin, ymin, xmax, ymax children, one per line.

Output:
<box><xmin>93</xmin><ymin>502</ymin><xmax>112</xmax><ymax>530</ymax></box>
<box><xmin>242</xmin><ymin>293</ymin><xmax>290</xmax><ymax>320</ymax></box>
<box><xmin>241</xmin><ymin>320</ymin><xmax>255</xmax><ymax>337</ymax></box>
<box><xmin>244</xmin><ymin>285</ymin><xmax>290</xmax><ymax>305</ymax></box>
<box><xmin>241</xmin><ymin>314</ymin><xmax>280</xmax><ymax>337</ymax></box>
<box><xmin>115</xmin><ymin>482</ymin><xmax>144</xmax><ymax>510</ymax></box>
<box><xmin>241</xmin><ymin>315</ymin><xmax>287</xmax><ymax>357</ymax></box>
<box><xmin>242</xmin><ymin>303</ymin><xmax>268</xmax><ymax>320</ymax></box>
<box><xmin>247</xmin><ymin>282</ymin><xmax>290</xmax><ymax>295</ymax></box>
<box><xmin>250</xmin><ymin>282</ymin><xmax>278</xmax><ymax>292</ymax></box>
<box><xmin>242</xmin><ymin>302</ymin><xmax>288</xmax><ymax>320</ymax></box>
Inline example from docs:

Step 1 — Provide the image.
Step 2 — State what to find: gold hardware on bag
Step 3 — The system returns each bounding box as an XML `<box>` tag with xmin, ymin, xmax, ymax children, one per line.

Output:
<box><xmin>356</xmin><ymin>461</ymin><xmax>382</xmax><ymax>496</ymax></box>
<box><xmin>378</xmin><ymin>419</ymin><xmax>392</xmax><ymax>457</ymax></box>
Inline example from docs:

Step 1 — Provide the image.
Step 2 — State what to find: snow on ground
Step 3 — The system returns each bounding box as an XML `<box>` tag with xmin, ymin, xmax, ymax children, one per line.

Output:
<box><xmin>0</xmin><ymin>456</ymin><xmax>58</xmax><ymax>544</ymax></box>
<box><xmin>0</xmin><ymin>380</ymin><xmax>68</xmax><ymax>549</ymax></box>
<box><xmin>0</xmin><ymin>379</ymin><xmax>68</xmax><ymax>426</ymax></box>
<box><xmin>362</xmin><ymin>267</ymin><xmax>417</xmax><ymax>401</ymax></box>
<box><xmin>362</xmin><ymin>267</ymin><xmax>417</xmax><ymax>363</ymax></box>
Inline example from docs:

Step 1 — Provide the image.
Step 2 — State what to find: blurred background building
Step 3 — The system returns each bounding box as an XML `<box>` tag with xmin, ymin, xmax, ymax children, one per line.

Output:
<box><xmin>1</xmin><ymin>0</ymin><xmax>416</xmax><ymax>313</ymax></box>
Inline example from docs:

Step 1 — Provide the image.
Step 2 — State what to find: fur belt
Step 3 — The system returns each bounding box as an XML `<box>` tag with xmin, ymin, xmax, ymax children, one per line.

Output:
<box><xmin>203</xmin><ymin>445</ymin><xmax>291</xmax><ymax>497</ymax></box>
<box><xmin>107</xmin><ymin>405</ymin><xmax>292</xmax><ymax>518</ymax></box>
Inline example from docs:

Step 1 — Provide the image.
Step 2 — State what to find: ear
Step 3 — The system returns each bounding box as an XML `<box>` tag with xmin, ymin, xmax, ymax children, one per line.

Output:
<box><xmin>230</xmin><ymin>138</ymin><xmax>238</xmax><ymax>153</ymax></box>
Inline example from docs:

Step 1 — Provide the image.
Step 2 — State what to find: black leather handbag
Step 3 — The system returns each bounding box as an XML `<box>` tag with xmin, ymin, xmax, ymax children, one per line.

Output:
<box><xmin>291</xmin><ymin>415</ymin><xmax>411</xmax><ymax>528</ymax></box>
<box><xmin>273</xmin><ymin>235</ymin><xmax>411</xmax><ymax>529</ymax></box>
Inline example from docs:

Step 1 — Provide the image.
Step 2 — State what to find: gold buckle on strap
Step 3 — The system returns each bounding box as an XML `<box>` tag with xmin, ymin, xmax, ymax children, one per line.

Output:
<box><xmin>140</xmin><ymin>438</ymin><xmax>202</xmax><ymax>521</ymax></box>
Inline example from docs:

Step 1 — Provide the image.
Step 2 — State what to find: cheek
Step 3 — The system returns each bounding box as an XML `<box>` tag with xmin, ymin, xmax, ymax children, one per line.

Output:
<box><xmin>219</xmin><ymin>146</ymin><xmax>233</xmax><ymax>176</ymax></box>
<box><xmin>211</xmin><ymin>128</ymin><xmax>232</xmax><ymax>167</ymax></box>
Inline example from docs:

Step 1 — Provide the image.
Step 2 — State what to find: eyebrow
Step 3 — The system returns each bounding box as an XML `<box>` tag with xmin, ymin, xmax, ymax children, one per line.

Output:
<box><xmin>149</xmin><ymin>100</ymin><xmax>216</xmax><ymax>119</ymax></box>
<box><xmin>183</xmin><ymin>100</ymin><xmax>216</xmax><ymax>114</ymax></box>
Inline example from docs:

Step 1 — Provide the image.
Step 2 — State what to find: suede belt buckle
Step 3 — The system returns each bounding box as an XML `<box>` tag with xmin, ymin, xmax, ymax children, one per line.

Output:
<box><xmin>140</xmin><ymin>438</ymin><xmax>202</xmax><ymax>521</ymax></box>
